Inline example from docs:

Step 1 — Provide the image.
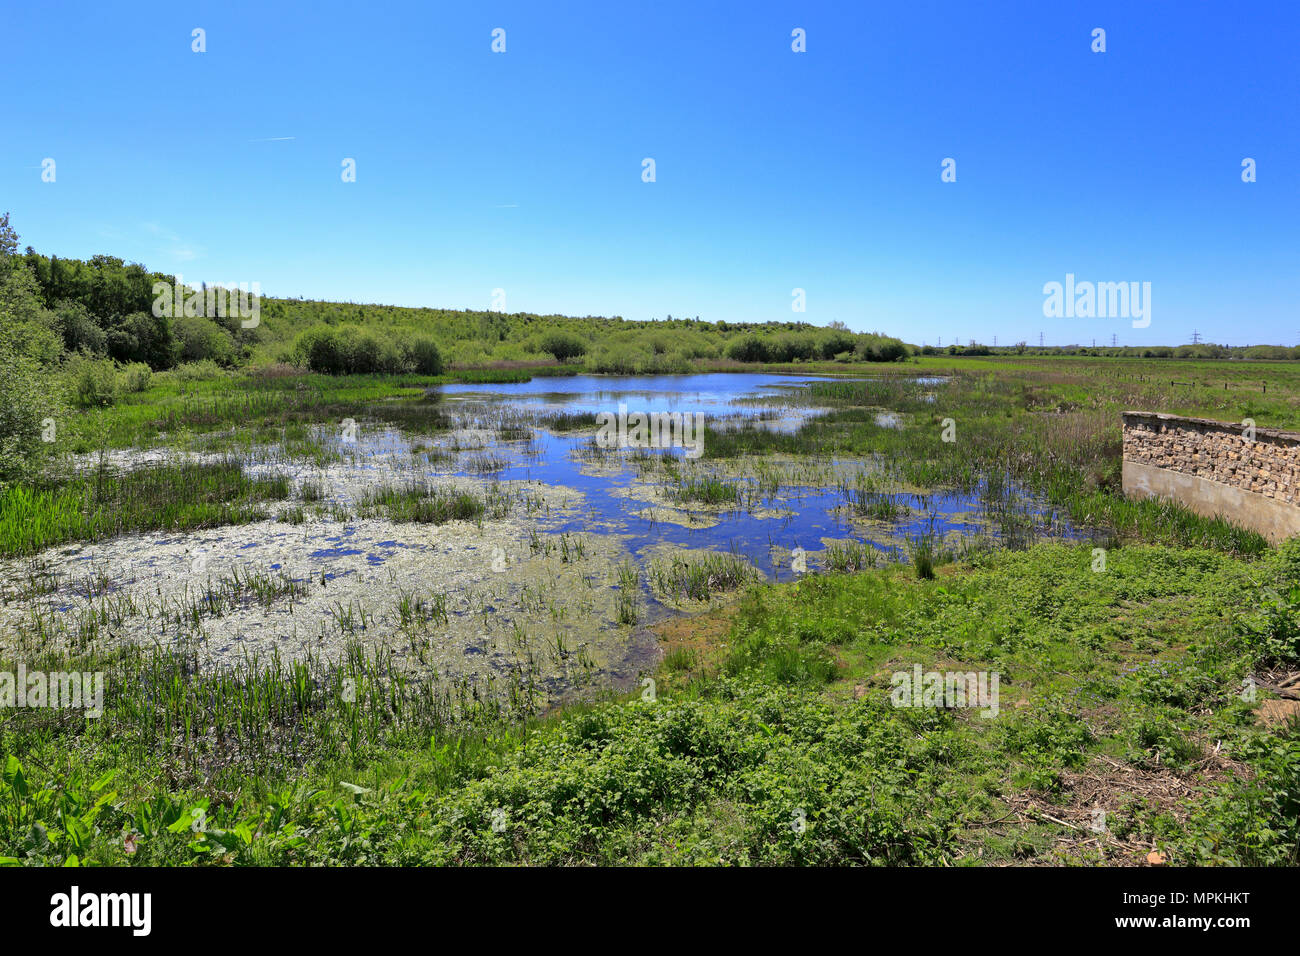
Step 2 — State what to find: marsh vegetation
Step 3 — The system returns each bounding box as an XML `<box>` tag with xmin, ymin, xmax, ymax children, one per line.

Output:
<box><xmin>3</xmin><ymin>217</ymin><xmax>1299</xmax><ymax>866</ymax></box>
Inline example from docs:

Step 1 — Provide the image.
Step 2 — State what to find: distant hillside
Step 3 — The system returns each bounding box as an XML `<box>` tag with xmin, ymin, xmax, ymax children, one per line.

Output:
<box><xmin>18</xmin><ymin>245</ymin><xmax>907</xmax><ymax>374</ymax></box>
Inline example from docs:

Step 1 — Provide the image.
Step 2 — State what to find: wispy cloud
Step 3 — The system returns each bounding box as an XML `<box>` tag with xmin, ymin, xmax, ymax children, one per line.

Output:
<box><xmin>493</xmin><ymin>203</ymin><xmax>519</xmax><ymax>208</ymax></box>
<box><xmin>248</xmin><ymin>135</ymin><xmax>296</xmax><ymax>142</ymax></box>
<box><xmin>142</xmin><ymin>221</ymin><xmax>202</xmax><ymax>263</ymax></box>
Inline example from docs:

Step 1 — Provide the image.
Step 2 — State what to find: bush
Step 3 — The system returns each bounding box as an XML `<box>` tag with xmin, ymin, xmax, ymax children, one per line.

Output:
<box><xmin>106</xmin><ymin>311</ymin><xmax>177</xmax><ymax>369</ymax></box>
<box><xmin>820</xmin><ymin>331</ymin><xmax>856</xmax><ymax>360</ymax></box>
<box><xmin>855</xmin><ymin>333</ymin><xmax>908</xmax><ymax>362</ymax></box>
<box><xmin>53</xmin><ymin>300</ymin><xmax>107</xmax><ymax>355</ymax></box>
<box><xmin>295</xmin><ymin>324</ymin><xmax>438</xmax><ymax>375</ymax></box>
<box><xmin>174</xmin><ymin>315</ymin><xmax>235</xmax><ymax>365</ymax></box>
<box><xmin>770</xmin><ymin>335</ymin><xmax>819</xmax><ymax>363</ymax></box>
<box><xmin>0</xmin><ymin>346</ymin><xmax>51</xmax><ymax>487</ymax></box>
<box><xmin>584</xmin><ymin>346</ymin><xmax>642</xmax><ymax>375</ymax></box>
<box><xmin>295</xmin><ymin>326</ymin><xmax>347</xmax><ymax>374</ymax></box>
<box><xmin>406</xmin><ymin>336</ymin><xmax>444</xmax><ymax>375</ymax></box>
<box><xmin>726</xmin><ymin>336</ymin><xmax>772</xmax><ymax>363</ymax></box>
<box><xmin>347</xmin><ymin>330</ymin><xmax>383</xmax><ymax>373</ymax></box>
<box><xmin>120</xmin><ymin>362</ymin><xmax>152</xmax><ymax>393</ymax></box>
<box><xmin>170</xmin><ymin>359</ymin><xmax>226</xmax><ymax>382</ymax></box>
<box><xmin>538</xmin><ymin>331</ymin><xmax>588</xmax><ymax>363</ymax></box>
<box><xmin>65</xmin><ymin>354</ymin><xmax>119</xmax><ymax>408</ymax></box>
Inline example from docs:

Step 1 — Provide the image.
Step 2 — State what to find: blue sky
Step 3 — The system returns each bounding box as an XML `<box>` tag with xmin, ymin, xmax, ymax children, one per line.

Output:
<box><xmin>3</xmin><ymin>1</ymin><xmax>1297</xmax><ymax>346</ymax></box>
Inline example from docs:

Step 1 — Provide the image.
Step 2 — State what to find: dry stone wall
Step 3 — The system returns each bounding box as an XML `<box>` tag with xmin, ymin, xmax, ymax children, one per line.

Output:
<box><xmin>1121</xmin><ymin>411</ymin><xmax>1300</xmax><ymax>542</ymax></box>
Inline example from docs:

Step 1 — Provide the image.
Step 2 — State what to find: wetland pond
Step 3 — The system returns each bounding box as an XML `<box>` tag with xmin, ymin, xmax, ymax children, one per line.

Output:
<box><xmin>0</xmin><ymin>373</ymin><xmax>1083</xmax><ymax>712</ymax></box>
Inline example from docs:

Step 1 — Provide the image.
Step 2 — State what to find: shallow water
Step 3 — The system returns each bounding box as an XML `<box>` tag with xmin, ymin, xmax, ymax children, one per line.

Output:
<box><xmin>0</xmin><ymin>372</ymin><xmax>1079</xmax><ymax>710</ymax></box>
<box><xmin>429</xmin><ymin>373</ymin><xmax>1072</xmax><ymax>573</ymax></box>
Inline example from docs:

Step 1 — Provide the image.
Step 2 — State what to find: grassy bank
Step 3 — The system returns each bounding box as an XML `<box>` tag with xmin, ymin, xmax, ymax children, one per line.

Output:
<box><xmin>3</xmin><ymin>540</ymin><xmax>1296</xmax><ymax>866</ymax></box>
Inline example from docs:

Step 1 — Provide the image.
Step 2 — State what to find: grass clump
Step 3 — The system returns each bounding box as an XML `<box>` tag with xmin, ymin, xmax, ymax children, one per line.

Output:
<box><xmin>650</xmin><ymin>552</ymin><xmax>760</xmax><ymax>604</ymax></box>
<box><xmin>667</xmin><ymin>476</ymin><xmax>741</xmax><ymax>507</ymax></box>
<box><xmin>355</xmin><ymin>482</ymin><xmax>487</xmax><ymax>525</ymax></box>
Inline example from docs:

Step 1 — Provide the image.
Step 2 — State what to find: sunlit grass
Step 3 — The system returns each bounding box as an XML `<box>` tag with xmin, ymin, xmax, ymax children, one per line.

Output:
<box><xmin>0</xmin><ymin>461</ymin><xmax>289</xmax><ymax>556</ymax></box>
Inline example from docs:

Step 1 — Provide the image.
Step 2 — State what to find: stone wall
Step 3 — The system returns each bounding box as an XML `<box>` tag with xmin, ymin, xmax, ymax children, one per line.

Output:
<box><xmin>1121</xmin><ymin>411</ymin><xmax>1300</xmax><ymax>543</ymax></box>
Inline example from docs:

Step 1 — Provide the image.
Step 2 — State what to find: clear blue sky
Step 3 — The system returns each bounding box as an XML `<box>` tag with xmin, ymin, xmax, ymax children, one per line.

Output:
<box><xmin>3</xmin><ymin>1</ymin><xmax>1297</xmax><ymax>346</ymax></box>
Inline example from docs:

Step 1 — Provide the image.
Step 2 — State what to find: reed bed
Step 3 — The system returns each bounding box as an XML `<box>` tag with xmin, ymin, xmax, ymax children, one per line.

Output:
<box><xmin>0</xmin><ymin>460</ymin><xmax>289</xmax><ymax>557</ymax></box>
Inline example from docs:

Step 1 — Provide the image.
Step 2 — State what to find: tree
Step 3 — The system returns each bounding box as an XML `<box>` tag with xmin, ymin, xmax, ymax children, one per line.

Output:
<box><xmin>174</xmin><ymin>315</ymin><xmax>236</xmax><ymax>365</ymax></box>
<box><xmin>539</xmin><ymin>331</ymin><xmax>588</xmax><ymax>362</ymax></box>
<box><xmin>53</xmin><ymin>300</ymin><xmax>107</xmax><ymax>354</ymax></box>
<box><xmin>107</xmin><ymin>311</ymin><xmax>177</xmax><ymax>369</ymax></box>
<box><xmin>406</xmin><ymin>336</ymin><xmax>444</xmax><ymax>374</ymax></box>
<box><xmin>0</xmin><ymin>213</ymin><xmax>62</xmax><ymax>486</ymax></box>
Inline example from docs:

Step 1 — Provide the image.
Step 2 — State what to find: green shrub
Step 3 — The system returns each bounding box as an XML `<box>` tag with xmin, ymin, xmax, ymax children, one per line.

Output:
<box><xmin>855</xmin><ymin>333</ymin><xmax>908</xmax><ymax>362</ymax></box>
<box><xmin>52</xmin><ymin>300</ymin><xmax>106</xmax><ymax>355</ymax></box>
<box><xmin>406</xmin><ymin>336</ymin><xmax>444</xmax><ymax>375</ymax></box>
<box><xmin>295</xmin><ymin>324</ymin><xmax>435</xmax><ymax>375</ymax></box>
<box><xmin>119</xmin><ymin>362</ymin><xmax>152</xmax><ymax>393</ymax></box>
<box><xmin>170</xmin><ymin>359</ymin><xmax>226</xmax><ymax>382</ymax></box>
<box><xmin>174</xmin><ymin>315</ymin><xmax>235</xmax><ymax>365</ymax></box>
<box><xmin>105</xmin><ymin>310</ymin><xmax>177</xmax><ymax>369</ymax></box>
<box><xmin>585</xmin><ymin>346</ymin><xmax>643</xmax><ymax>374</ymax></box>
<box><xmin>727</xmin><ymin>335</ymin><xmax>771</xmax><ymax>363</ymax></box>
<box><xmin>0</xmin><ymin>347</ymin><xmax>52</xmax><ymax>487</ymax></box>
<box><xmin>295</xmin><ymin>325</ymin><xmax>346</xmax><ymax>374</ymax></box>
<box><xmin>539</xmin><ymin>331</ymin><xmax>588</xmax><ymax>363</ymax></box>
<box><xmin>65</xmin><ymin>354</ymin><xmax>118</xmax><ymax>408</ymax></box>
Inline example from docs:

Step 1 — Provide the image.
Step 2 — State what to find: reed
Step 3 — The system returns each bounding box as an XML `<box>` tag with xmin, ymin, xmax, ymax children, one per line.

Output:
<box><xmin>0</xmin><ymin>461</ymin><xmax>289</xmax><ymax>557</ymax></box>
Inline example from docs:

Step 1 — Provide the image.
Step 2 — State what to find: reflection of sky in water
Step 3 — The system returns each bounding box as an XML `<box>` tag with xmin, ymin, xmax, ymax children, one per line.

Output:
<box><xmin>424</xmin><ymin>373</ymin><xmax>1078</xmax><ymax>576</ymax></box>
<box><xmin>436</xmin><ymin>428</ymin><xmax>989</xmax><ymax>570</ymax></box>
<box><xmin>440</xmin><ymin>372</ymin><xmax>839</xmax><ymax>417</ymax></box>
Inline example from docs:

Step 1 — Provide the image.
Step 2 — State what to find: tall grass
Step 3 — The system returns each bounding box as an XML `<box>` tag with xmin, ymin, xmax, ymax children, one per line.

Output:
<box><xmin>650</xmin><ymin>551</ymin><xmax>760</xmax><ymax>603</ymax></box>
<box><xmin>667</xmin><ymin>476</ymin><xmax>742</xmax><ymax>506</ymax></box>
<box><xmin>0</xmin><ymin>461</ymin><xmax>289</xmax><ymax>556</ymax></box>
<box><xmin>355</xmin><ymin>483</ymin><xmax>489</xmax><ymax>524</ymax></box>
<box><xmin>615</xmin><ymin>560</ymin><xmax>640</xmax><ymax>624</ymax></box>
<box><xmin>0</xmin><ymin>639</ymin><xmax>535</xmax><ymax>794</ymax></box>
